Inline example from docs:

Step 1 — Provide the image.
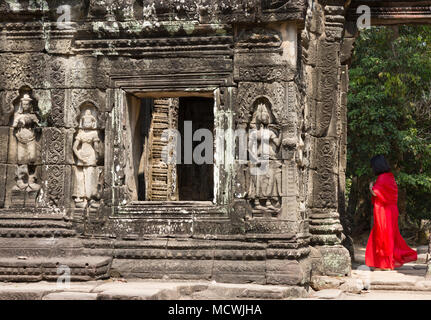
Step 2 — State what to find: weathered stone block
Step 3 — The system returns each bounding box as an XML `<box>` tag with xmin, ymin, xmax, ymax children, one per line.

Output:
<box><xmin>193</xmin><ymin>218</ymin><xmax>239</xmax><ymax>236</ymax></box>
<box><xmin>316</xmin><ymin>67</ymin><xmax>338</xmax><ymax>102</ymax></box>
<box><xmin>310</xmin><ymin>275</ymin><xmax>345</xmax><ymax>291</ymax></box>
<box><xmin>7</xmin><ymin>128</ymin><xmax>17</xmax><ymax>164</ymax></box>
<box><xmin>0</xmin><ymin>127</ymin><xmax>9</xmax><ymax>163</ymax></box>
<box><xmin>0</xmin><ymin>91</ymin><xmax>15</xmax><ymax>125</ymax></box>
<box><xmin>0</xmin><ymin>164</ymin><xmax>6</xmax><ymax>208</ymax></box>
<box><xmin>317</xmin><ymin>245</ymin><xmax>351</xmax><ymax>277</ymax></box>
<box><xmin>5</xmin><ymin>164</ymin><xmax>42</xmax><ymax>208</ymax></box>
<box><xmin>0</xmin><ymin>36</ymin><xmax>45</xmax><ymax>53</ymax></box>
<box><xmin>141</xmin><ymin>219</ymin><xmax>193</xmax><ymax>237</ymax></box>
<box><xmin>309</xmin><ymin>3</ymin><xmax>324</xmax><ymax>35</ymax></box>
<box><xmin>311</xmin><ymin>170</ymin><xmax>338</xmax><ymax>209</ymax></box>
<box><xmin>341</xmin><ymin>37</ymin><xmax>356</xmax><ymax>64</ymax></box>
<box><xmin>213</xmin><ymin>260</ymin><xmax>266</xmax><ymax>284</ymax></box>
<box><xmin>234</xmin><ymin>50</ymin><xmax>296</xmax><ymax>82</ymax></box>
<box><xmin>280</xmin><ymin>196</ymin><xmax>298</xmax><ymax>222</ymax></box>
<box><xmin>310</xmin><ymin>137</ymin><xmax>339</xmax><ymax>174</ymax></box>
<box><xmin>41</xmin><ymin>165</ymin><xmax>72</xmax><ymax>208</ymax></box>
<box><xmin>317</xmin><ymin>40</ymin><xmax>340</xmax><ymax>67</ymax></box>
<box><xmin>325</xmin><ymin>25</ymin><xmax>344</xmax><ymax>42</ymax></box>
<box><xmin>0</xmin><ymin>53</ymin><xmax>47</xmax><ymax>90</ymax></box>
<box><xmin>165</xmin><ymin>260</ymin><xmax>213</xmax><ymax>280</ymax></box>
<box><xmin>302</xmin><ymin>37</ymin><xmax>318</xmax><ymax>66</ymax></box>
<box><xmin>312</xmin><ymin>100</ymin><xmax>336</xmax><ymax>137</ymax></box>
<box><xmin>245</xmin><ymin>219</ymin><xmax>297</xmax><ymax>234</ymax></box>
<box><xmin>111</xmin><ymin>259</ymin><xmax>166</xmax><ymax>279</ymax></box>
<box><xmin>266</xmin><ymin>259</ymin><xmax>305</xmax><ymax>285</ymax></box>
<box><xmin>66</xmin><ymin>56</ymin><xmax>98</xmax><ymax>89</ymax></box>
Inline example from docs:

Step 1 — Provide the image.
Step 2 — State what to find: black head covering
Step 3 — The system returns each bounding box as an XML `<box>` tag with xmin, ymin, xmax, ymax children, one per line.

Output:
<box><xmin>370</xmin><ymin>155</ymin><xmax>391</xmax><ymax>176</ymax></box>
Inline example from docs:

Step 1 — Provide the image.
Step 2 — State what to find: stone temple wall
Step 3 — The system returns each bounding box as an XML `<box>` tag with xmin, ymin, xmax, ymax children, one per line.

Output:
<box><xmin>0</xmin><ymin>0</ymin><xmax>354</xmax><ymax>285</ymax></box>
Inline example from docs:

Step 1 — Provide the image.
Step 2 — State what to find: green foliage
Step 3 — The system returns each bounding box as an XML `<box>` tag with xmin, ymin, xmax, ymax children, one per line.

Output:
<box><xmin>348</xmin><ymin>26</ymin><xmax>431</xmax><ymax>222</ymax></box>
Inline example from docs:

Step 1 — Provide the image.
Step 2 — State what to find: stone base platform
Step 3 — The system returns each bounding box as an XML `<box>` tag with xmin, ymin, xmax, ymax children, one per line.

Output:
<box><xmin>0</xmin><ymin>279</ymin><xmax>310</xmax><ymax>300</ymax></box>
<box><xmin>0</xmin><ymin>213</ymin><xmax>76</xmax><ymax>238</ymax></box>
<box><xmin>80</xmin><ymin>237</ymin><xmax>312</xmax><ymax>286</ymax></box>
<box><xmin>0</xmin><ymin>256</ymin><xmax>112</xmax><ymax>282</ymax></box>
<box><xmin>0</xmin><ymin>212</ymin><xmax>111</xmax><ymax>282</ymax></box>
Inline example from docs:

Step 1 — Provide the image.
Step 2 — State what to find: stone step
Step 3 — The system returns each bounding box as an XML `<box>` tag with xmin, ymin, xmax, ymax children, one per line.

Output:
<box><xmin>0</xmin><ymin>238</ymin><xmax>85</xmax><ymax>258</ymax></box>
<box><xmin>0</xmin><ymin>256</ymin><xmax>112</xmax><ymax>282</ymax></box>
<box><xmin>0</xmin><ymin>220</ymin><xmax>73</xmax><ymax>229</ymax></box>
<box><xmin>0</xmin><ymin>228</ymin><xmax>76</xmax><ymax>238</ymax></box>
<box><xmin>352</xmin><ymin>266</ymin><xmax>431</xmax><ymax>292</ymax></box>
<box><xmin>0</xmin><ymin>214</ymin><xmax>67</xmax><ymax>220</ymax></box>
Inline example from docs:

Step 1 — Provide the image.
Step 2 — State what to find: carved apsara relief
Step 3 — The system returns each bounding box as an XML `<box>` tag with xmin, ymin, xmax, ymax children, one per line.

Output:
<box><xmin>12</xmin><ymin>93</ymin><xmax>40</xmax><ymax>164</ymax></box>
<box><xmin>9</xmin><ymin>89</ymin><xmax>42</xmax><ymax>207</ymax></box>
<box><xmin>247</xmin><ymin>98</ymin><xmax>283</xmax><ymax>216</ymax></box>
<box><xmin>72</xmin><ymin>103</ymin><xmax>104</xmax><ymax>209</ymax></box>
<box><xmin>235</xmin><ymin>81</ymin><xmax>302</xmax><ymax>219</ymax></box>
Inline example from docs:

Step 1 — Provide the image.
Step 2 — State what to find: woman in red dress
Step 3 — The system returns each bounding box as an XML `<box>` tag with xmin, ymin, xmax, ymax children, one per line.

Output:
<box><xmin>365</xmin><ymin>155</ymin><xmax>417</xmax><ymax>270</ymax></box>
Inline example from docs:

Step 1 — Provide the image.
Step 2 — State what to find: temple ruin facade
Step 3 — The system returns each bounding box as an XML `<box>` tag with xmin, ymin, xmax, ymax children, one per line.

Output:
<box><xmin>0</xmin><ymin>0</ymin><xmax>429</xmax><ymax>289</ymax></box>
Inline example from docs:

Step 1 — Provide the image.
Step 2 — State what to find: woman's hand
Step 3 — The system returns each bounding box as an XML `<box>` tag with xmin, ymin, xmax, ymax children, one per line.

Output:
<box><xmin>369</xmin><ymin>182</ymin><xmax>376</xmax><ymax>196</ymax></box>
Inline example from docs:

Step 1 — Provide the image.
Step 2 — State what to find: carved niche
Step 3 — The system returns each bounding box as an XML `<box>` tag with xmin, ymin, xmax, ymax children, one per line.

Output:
<box><xmin>72</xmin><ymin>102</ymin><xmax>104</xmax><ymax>210</ymax></box>
<box><xmin>236</xmin><ymin>81</ymin><xmax>301</xmax><ymax>219</ymax></box>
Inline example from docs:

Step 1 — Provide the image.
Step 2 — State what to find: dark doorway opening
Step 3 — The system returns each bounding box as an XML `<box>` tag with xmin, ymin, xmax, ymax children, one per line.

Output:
<box><xmin>178</xmin><ymin>97</ymin><xmax>214</xmax><ymax>201</ymax></box>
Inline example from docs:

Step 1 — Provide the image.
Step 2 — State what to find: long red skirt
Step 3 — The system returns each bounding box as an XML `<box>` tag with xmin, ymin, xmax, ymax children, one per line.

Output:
<box><xmin>365</xmin><ymin>173</ymin><xmax>417</xmax><ymax>269</ymax></box>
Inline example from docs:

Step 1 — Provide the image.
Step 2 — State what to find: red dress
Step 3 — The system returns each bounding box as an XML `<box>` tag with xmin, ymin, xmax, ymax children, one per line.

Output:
<box><xmin>365</xmin><ymin>172</ymin><xmax>417</xmax><ymax>269</ymax></box>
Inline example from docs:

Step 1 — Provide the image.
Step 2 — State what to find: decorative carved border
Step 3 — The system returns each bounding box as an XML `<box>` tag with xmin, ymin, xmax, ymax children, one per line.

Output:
<box><xmin>347</xmin><ymin>2</ymin><xmax>431</xmax><ymax>24</ymax></box>
<box><xmin>110</xmin><ymin>72</ymin><xmax>234</xmax><ymax>93</ymax></box>
<box><xmin>109</xmin><ymin>71</ymin><xmax>235</xmax><ymax>216</ymax></box>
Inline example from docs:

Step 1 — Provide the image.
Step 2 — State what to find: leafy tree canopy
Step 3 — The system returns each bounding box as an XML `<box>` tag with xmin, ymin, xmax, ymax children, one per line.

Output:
<box><xmin>348</xmin><ymin>25</ymin><xmax>431</xmax><ymax>223</ymax></box>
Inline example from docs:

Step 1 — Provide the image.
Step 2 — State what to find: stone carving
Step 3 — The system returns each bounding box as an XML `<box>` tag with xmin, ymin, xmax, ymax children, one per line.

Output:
<box><xmin>45</xmin><ymin>165</ymin><xmax>67</xmax><ymax>207</ymax></box>
<box><xmin>262</xmin><ymin>0</ymin><xmax>290</xmax><ymax>11</ymax></box>
<box><xmin>238</xmin><ymin>66</ymin><xmax>292</xmax><ymax>82</ymax></box>
<box><xmin>247</xmin><ymin>98</ymin><xmax>283</xmax><ymax>216</ymax></box>
<box><xmin>237</xmin><ymin>82</ymin><xmax>287</xmax><ymax>126</ymax></box>
<box><xmin>12</xmin><ymin>93</ymin><xmax>40</xmax><ymax>164</ymax></box>
<box><xmin>11</xmin><ymin>165</ymin><xmax>41</xmax><ymax>207</ymax></box>
<box><xmin>236</xmin><ymin>27</ymin><xmax>282</xmax><ymax>49</ymax></box>
<box><xmin>49</xmin><ymin>89</ymin><xmax>65</xmax><ymax>127</ymax></box>
<box><xmin>111</xmin><ymin>0</ymin><xmax>135</xmax><ymax>20</ymax></box>
<box><xmin>72</xmin><ymin>105</ymin><xmax>103</xmax><ymax>209</ymax></box>
<box><xmin>43</xmin><ymin>128</ymin><xmax>66</xmax><ymax>165</ymax></box>
<box><xmin>88</xmin><ymin>0</ymin><xmax>113</xmax><ymax>18</ymax></box>
<box><xmin>312</xmin><ymin>138</ymin><xmax>337</xmax><ymax>208</ymax></box>
<box><xmin>0</xmin><ymin>54</ymin><xmax>46</xmax><ymax>90</ymax></box>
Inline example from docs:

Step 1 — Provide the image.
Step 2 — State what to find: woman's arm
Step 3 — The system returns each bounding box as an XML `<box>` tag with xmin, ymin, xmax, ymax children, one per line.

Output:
<box><xmin>73</xmin><ymin>139</ymin><xmax>82</xmax><ymax>161</ymax></box>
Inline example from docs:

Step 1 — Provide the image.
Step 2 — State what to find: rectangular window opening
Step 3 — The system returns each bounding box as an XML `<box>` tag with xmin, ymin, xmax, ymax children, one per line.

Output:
<box><xmin>128</xmin><ymin>95</ymin><xmax>215</xmax><ymax>203</ymax></box>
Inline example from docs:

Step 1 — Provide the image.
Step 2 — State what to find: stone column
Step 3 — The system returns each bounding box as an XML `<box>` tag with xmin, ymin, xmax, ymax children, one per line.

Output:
<box><xmin>302</xmin><ymin>1</ymin><xmax>351</xmax><ymax>276</ymax></box>
<box><xmin>233</xmin><ymin>22</ymin><xmax>311</xmax><ymax>285</ymax></box>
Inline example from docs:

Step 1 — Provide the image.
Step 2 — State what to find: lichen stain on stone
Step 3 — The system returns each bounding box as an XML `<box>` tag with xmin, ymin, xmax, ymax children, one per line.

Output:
<box><xmin>35</xmin><ymin>90</ymin><xmax>52</xmax><ymax>125</ymax></box>
<box><xmin>4</xmin><ymin>0</ymin><xmax>22</xmax><ymax>12</ymax></box>
<box><xmin>92</xmin><ymin>21</ymin><xmax>120</xmax><ymax>38</ymax></box>
<box><xmin>28</xmin><ymin>0</ymin><xmax>49</xmax><ymax>12</ymax></box>
<box><xmin>164</xmin><ymin>22</ymin><xmax>182</xmax><ymax>35</ymax></box>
